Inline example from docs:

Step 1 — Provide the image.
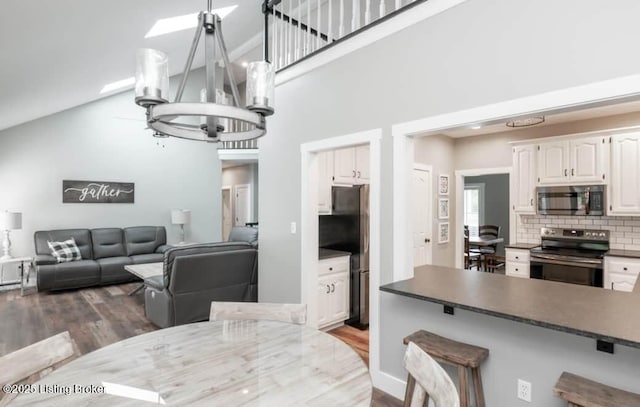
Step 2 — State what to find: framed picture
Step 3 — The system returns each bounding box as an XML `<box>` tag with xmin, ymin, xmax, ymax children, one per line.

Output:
<box><xmin>438</xmin><ymin>222</ymin><xmax>450</xmax><ymax>244</ymax></box>
<box><xmin>438</xmin><ymin>174</ymin><xmax>449</xmax><ymax>195</ymax></box>
<box><xmin>438</xmin><ymin>198</ymin><xmax>449</xmax><ymax>219</ymax></box>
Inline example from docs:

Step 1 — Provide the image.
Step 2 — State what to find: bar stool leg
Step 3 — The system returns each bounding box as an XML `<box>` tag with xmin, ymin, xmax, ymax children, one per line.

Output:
<box><xmin>403</xmin><ymin>373</ymin><xmax>416</xmax><ymax>407</ymax></box>
<box><xmin>458</xmin><ymin>366</ymin><xmax>470</xmax><ymax>407</ymax></box>
<box><xmin>472</xmin><ymin>367</ymin><xmax>485</xmax><ymax>407</ymax></box>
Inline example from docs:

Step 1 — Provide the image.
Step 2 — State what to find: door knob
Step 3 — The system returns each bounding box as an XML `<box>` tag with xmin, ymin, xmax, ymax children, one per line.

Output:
<box><xmin>425</xmin><ymin>238</ymin><xmax>431</xmax><ymax>243</ymax></box>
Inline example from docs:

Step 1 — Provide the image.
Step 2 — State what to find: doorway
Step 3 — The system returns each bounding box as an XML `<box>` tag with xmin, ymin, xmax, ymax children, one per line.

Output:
<box><xmin>234</xmin><ymin>184</ymin><xmax>251</xmax><ymax>226</ymax></box>
<box><xmin>221</xmin><ymin>187</ymin><xmax>232</xmax><ymax>241</ymax></box>
<box><xmin>412</xmin><ymin>165</ymin><xmax>433</xmax><ymax>267</ymax></box>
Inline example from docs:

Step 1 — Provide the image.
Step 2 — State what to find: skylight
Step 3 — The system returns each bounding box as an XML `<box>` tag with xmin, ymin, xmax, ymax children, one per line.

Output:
<box><xmin>100</xmin><ymin>77</ymin><xmax>135</xmax><ymax>94</ymax></box>
<box><xmin>145</xmin><ymin>5</ymin><xmax>238</xmax><ymax>38</ymax></box>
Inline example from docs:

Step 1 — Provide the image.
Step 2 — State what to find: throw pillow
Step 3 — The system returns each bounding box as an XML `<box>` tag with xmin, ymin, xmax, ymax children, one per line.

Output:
<box><xmin>47</xmin><ymin>238</ymin><xmax>83</xmax><ymax>263</ymax></box>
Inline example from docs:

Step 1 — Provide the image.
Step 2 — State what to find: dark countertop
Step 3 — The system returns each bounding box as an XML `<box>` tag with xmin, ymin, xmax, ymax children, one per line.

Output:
<box><xmin>380</xmin><ymin>265</ymin><xmax>640</xmax><ymax>349</ymax></box>
<box><xmin>319</xmin><ymin>248</ymin><xmax>351</xmax><ymax>260</ymax></box>
<box><xmin>606</xmin><ymin>249</ymin><xmax>640</xmax><ymax>259</ymax></box>
<box><xmin>505</xmin><ymin>243</ymin><xmax>540</xmax><ymax>250</ymax></box>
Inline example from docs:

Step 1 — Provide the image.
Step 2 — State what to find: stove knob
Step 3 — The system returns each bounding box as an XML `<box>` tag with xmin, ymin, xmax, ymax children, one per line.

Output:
<box><xmin>599</xmin><ymin>232</ymin><xmax>606</xmax><ymax>238</ymax></box>
<box><xmin>585</xmin><ymin>232</ymin><xmax>591</xmax><ymax>237</ymax></box>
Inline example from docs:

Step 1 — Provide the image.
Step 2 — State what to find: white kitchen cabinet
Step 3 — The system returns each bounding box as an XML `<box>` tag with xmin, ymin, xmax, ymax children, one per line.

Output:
<box><xmin>505</xmin><ymin>248</ymin><xmax>530</xmax><ymax>279</ymax></box>
<box><xmin>317</xmin><ymin>151</ymin><xmax>334</xmax><ymax>214</ymax></box>
<box><xmin>609</xmin><ymin>132</ymin><xmax>640</xmax><ymax>215</ymax></box>
<box><xmin>333</xmin><ymin>145</ymin><xmax>369</xmax><ymax>185</ymax></box>
<box><xmin>512</xmin><ymin>145</ymin><xmax>536</xmax><ymax>213</ymax></box>
<box><xmin>317</xmin><ymin>256</ymin><xmax>350</xmax><ymax>329</ymax></box>
<box><xmin>536</xmin><ymin>136</ymin><xmax>607</xmax><ymax>186</ymax></box>
<box><xmin>604</xmin><ymin>256</ymin><xmax>640</xmax><ymax>292</ymax></box>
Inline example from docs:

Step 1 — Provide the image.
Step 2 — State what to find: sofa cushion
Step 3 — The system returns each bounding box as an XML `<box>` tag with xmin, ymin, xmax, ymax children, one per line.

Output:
<box><xmin>37</xmin><ymin>260</ymin><xmax>101</xmax><ymax>290</ymax></box>
<box><xmin>97</xmin><ymin>257</ymin><xmax>135</xmax><ymax>284</ymax></box>
<box><xmin>47</xmin><ymin>238</ymin><xmax>83</xmax><ymax>263</ymax></box>
<box><xmin>35</xmin><ymin>229</ymin><xmax>93</xmax><ymax>259</ymax></box>
<box><xmin>228</xmin><ymin>227</ymin><xmax>258</xmax><ymax>247</ymax></box>
<box><xmin>124</xmin><ymin>226</ymin><xmax>167</xmax><ymax>256</ymax></box>
<box><xmin>130</xmin><ymin>253</ymin><xmax>164</xmax><ymax>264</ymax></box>
<box><xmin>91</xmin><ymin>228</ymin><xmax>126</xmax><ymax>259</ymax></box>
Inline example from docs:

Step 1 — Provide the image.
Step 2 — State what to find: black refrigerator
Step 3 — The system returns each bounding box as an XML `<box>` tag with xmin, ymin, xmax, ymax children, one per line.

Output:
<box><xmin>318</xmin><ymin>185</ymin><xmax>369</xmax><ymax>329</ymax></box>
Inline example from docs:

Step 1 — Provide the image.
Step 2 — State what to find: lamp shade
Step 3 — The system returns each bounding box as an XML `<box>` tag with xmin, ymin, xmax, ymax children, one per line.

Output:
<box><xmin>246</xmin><ymin>61</ymin><xmax>275</xmax><ymax>115</ymax></box>
<box><xmin>0</xmin><ymin>212</ymin><xmax>22</xmax><ymax>230</ymax></box>
<box><xmin>135</xmin><ymin>48</ymin><xmax>169</xmax><ymax>107</ymax></box>
<box><xmin>171</xmin><ymin>209</ymin><xmax>191</xmax><ymax>225</ymax></box>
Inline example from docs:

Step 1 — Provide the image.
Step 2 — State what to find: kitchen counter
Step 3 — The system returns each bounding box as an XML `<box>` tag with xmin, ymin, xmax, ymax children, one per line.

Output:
<box><xmin>606</xmin><ymin>249</ymin><xmax>640</xmax><ymax>259</ymax></box>
<box><xmin>380</xmin><ymin>265</ymin><xmax>640</xmax><ymax>349</ymax></box>
<box><xmin>319</xmin><ymin>248</ymin><xmax>351</xmax><ymax>260</ymax></box>
<box><xmin>505</xmin><ymin>243</ymin><xmax>539</xmax><ymax>250</ymax></box>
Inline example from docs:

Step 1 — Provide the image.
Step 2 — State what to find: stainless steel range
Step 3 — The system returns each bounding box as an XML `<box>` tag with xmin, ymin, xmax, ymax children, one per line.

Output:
<box><xmin>529</xmin><ymin>227</ymin><xmax>609</xmax><ymax>287</ymax></box>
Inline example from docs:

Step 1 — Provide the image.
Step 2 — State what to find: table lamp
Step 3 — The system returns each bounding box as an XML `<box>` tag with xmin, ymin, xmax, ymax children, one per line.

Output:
<box><xmin>1</xmin><ymin>211</ymin><xmax>22</xmax><ymax>260</ymax></box>
<box><xmin>171</xmin><ymin>209</ymin><xmax>191</xmax><ymax>244</ymax></box>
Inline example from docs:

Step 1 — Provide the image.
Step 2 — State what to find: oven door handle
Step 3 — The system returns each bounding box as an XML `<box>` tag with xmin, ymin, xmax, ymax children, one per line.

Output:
<box><xmin>530</xmin><ymin>255</ymin><xmax>602</xmax><ymax>269</ymax></box>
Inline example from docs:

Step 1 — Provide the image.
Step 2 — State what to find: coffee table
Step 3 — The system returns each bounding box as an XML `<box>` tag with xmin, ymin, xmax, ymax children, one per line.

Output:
<box><xmin>124</xmin><ymin>262</ymin><xmax>162</xmax><ymax>295</ymax></box>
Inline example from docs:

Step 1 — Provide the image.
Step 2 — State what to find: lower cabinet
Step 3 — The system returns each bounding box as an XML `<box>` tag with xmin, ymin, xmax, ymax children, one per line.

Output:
<box><xmin>505</xmin><ymin>248</ymin><xmax>530</xmax><ymax>279</ymax></box>
<box><xmin>604</xmin><ymin>256</ymin><xmax>640</xmax><ymax>292</ymax></box>
<box><xmin>317</xmin><ymin>256</ymin><xmax>350</xmax><ymax>329</ymax></box>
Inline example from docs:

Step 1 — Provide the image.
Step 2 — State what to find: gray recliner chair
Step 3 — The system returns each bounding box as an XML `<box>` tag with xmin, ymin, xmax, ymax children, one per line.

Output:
<box><xmin>144</xmin><ymin>242</ymin><xmax>258</xmax><ymax>328</ymax></box>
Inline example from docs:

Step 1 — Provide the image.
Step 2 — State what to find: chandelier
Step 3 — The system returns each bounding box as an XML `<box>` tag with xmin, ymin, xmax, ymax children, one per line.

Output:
<box><xmin>134</xmin><ymin>1</ymin><xmax>275</xmax><ymax>143</ymax></box>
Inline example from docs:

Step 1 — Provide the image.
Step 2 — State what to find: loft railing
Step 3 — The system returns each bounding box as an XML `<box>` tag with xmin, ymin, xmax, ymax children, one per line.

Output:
<box><xmin>219</xmin><ymin>139</ymin><xmax>258</xmax><ymax>149</ymax></box>
<box><xmin>265</xmin><ymin>0</ymin><xmax>422</xmax><ymax>71</ymax></box>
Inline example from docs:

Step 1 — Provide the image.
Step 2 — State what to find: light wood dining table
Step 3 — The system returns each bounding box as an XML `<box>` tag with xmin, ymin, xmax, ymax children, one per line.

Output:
<box><xmin>10</xmin><ymin>320</ymin><xmax>372</xmax><ymax>406</ymax></box>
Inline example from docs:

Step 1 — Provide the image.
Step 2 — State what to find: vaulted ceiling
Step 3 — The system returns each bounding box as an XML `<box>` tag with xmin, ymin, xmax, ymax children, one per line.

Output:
<box><xmin>0</xmin><ymin>0</ymin><xmax>264</xmax><ymax>131</ymax></box>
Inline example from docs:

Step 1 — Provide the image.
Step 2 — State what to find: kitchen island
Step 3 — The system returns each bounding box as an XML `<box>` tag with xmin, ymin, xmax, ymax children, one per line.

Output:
<box><xmin>378</xmin><ymin>265</ymin><xmax>640</xmax><ymax>406</ymax></box>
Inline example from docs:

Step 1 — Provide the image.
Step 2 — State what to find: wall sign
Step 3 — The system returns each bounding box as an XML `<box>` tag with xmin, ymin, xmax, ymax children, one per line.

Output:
<box><xmin>63</xmin><ymin>180</ymin><xmax>135</xmax><ymax>204</ymax></box>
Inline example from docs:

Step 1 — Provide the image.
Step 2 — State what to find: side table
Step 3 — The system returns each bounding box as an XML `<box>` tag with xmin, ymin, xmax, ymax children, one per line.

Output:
<box><xmin>0</xmin><ymin>256</ymin><xmax>33</xmax><ymax>296</ymax></box>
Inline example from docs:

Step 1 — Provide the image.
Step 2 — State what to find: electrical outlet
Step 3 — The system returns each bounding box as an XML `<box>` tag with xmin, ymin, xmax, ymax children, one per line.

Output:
<box><xmin>517</xmin><ymin>379</ymin><xmax>532</xmax><ymax>403</ymax></box>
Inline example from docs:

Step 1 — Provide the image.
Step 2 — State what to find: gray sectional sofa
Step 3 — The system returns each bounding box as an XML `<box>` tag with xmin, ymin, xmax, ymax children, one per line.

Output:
<box><xmin>34</xmin><ymin>226</ymin><xmax>169</xmax><ymax>292</ymax></box>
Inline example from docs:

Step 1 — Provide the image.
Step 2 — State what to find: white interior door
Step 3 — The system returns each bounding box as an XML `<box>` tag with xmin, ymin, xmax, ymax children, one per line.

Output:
<box><xmin>234</xmin><ymin>184</ymin><xmax>251</xmax><ymax>226</ymax></box>
<box><xmin>412</xmin><ymin>166</ymin><xmax>432</xmax><ymax>267</ymax></box>
<box><xmin>222</xmin><ymin>188</ymin><xmax>232</xmax><ymax>240</ymax></box>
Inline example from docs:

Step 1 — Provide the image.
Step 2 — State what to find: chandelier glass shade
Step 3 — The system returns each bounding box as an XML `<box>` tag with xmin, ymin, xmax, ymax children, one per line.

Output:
<box><xmin>135</xmin><ymin>1</ymin><xmax>275</xmax><ymax>143</ymax></box>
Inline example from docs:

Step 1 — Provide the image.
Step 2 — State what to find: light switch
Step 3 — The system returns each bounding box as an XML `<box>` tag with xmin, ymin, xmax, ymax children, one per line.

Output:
<box><xmin>290</xmin><ymin>222</ymin><xmax>297</xmax><ymax>234</ymax></box>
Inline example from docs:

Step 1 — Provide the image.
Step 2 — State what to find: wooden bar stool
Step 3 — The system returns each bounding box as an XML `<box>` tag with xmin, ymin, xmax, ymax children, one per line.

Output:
<box><xmin>403</xmin><ymin>330</ymin><xmax>489</xmax><ymax>407</ymax></box>
<box><xmin>554</xmin><ymin>371</ymin><xmax>640</xmax><ymax>407</ymax></box>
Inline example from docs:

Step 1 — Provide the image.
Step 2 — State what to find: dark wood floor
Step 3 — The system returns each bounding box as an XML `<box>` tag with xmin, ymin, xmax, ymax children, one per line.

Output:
<box><xmin>0</xmin><ymin>284</ymin><xmax>403</xmax><ymax>406</ymax></box>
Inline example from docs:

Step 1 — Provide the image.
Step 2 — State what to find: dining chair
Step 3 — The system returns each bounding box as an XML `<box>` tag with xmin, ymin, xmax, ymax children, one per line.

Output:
<box><xmin>0</xmin><ymin>331</ymin><xmax>75</xmax><ymax>406</ymax></box>
<box><xmin>209</xmin><ymin>301</ymin><xmax>307</xmax><ymax>325</ymax></box>
<box><xmin>464</xmin><ymin>226</ymin><xmax>481</xmax><ymax>270</ymax></box>
<box><xmin>403</xmin><ymin>341</ymin><xmax>460</xmax><ymax>407</ymax></box>
<box><xmin>478</xmin><ymin>225</ymin><xmax>501</xmax><ymax>255</ymax></box>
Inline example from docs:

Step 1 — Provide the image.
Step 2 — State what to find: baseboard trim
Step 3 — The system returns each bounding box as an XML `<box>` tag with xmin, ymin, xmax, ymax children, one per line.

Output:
<box><xmin>372</xmin><ymin>369</ymin><xmax>407</xmax><ymax>401</ymax></box>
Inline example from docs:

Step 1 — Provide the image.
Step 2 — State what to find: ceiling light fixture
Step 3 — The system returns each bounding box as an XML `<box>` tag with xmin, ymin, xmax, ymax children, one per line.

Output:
<box><xmin>100</xmin><ymin>77</ymin><xmax>135</xmax><ymax>94</ymax></box>
<box><xmin>506</xmin><ymin>116</ymin><xmax>545</xmax><ymax>128</ymax></box>
<box><xmin>144</xmin><ymin>5</ymin><xmax>238</xmax><ymax>38</ymax></box>
<box><xmin>135</xmin><ymin>1</ymin><xmax>274</xmax><ymax>143</ymax></box>
<box><xmin>241</xmin><ymin>61</ymin><xmax>248</xmax><ymax>68</ymax></box>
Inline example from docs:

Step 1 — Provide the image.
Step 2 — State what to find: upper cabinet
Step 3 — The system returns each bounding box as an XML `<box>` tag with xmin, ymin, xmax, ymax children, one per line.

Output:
<box><xmin>609</xmin><ymin>132</ymin><xmax>640</xmax><ymax>215</ymax></box>
<box><xmin>318</xmin><ymin>151</ymin><xmax>334</xmax><ymax>215</ymax></box>
<box><xmin>333</xmin><ymin>145</ymin><xmax>370</xmax><ymax>185</ymax></box>
<box><xmin>537</xmin><ymin>136</ymin><xmax>608</xmax><ymax>186</ymax></box>
<box><xmin>512</xmin><ymin>145</ymin><xmax>536</xmax><ymax>213</ymax></box>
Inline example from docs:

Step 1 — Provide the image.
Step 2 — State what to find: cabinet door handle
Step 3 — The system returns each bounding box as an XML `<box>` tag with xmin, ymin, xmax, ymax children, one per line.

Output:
<box><xmin>564</xmin><ymin>169</ymin><xmax>568</xmax><ymax>176</ymax></box>
<box><xmin>530</xmin><ymin>198</ymin><xmax>534</xmax><ymax>206</ymax></box>
<box><xmin>623</xmin><ymin>267</ymin><xmax>628</xmax><ymax>271</ymax></box>
<box><xmin>352</xmin><ymin>170</ymin><xmax>356</xmax><ymax>177</ymax></box>
<box><xmin>515</xmin><ymin>256</ymin><xmax>519</xmax><ymax>260</ymax></box>
<box><xmin>611</xmin><ymin>282</ymin><xmax>614</xmax><ymax>290</ymax></box>
<box><xmin>425</xmin><ymin>238</ymin><xmax>430</xmax><ymax>243</ymax></box>
<box><xmin>329</xmin><ymin>267</ymin><xmax>333</xmax><ymax>271</ymax></box>
<box><xmin>331</xmin><ymin>283</ymin><xmax>335</xmax><ymax>293</ymax></box>
<box><xmin>571</xmin><ymin>168</ymin><xmax>575</xmax><ymax>176</ymax></box>
<box><xmin>326</xmin><ymin>285</ymin><xmax>331</xmax><ymax>294</ymax></box>
<box><xmin>357</xmin><ymin>170</ymin><xmax>361</xmax><ymax>178</ymax></box>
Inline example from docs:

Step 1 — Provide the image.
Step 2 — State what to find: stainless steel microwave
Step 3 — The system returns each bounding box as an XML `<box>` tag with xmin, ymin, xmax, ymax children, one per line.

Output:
<box><xmin>537</xmin><ymin>185</ymin><xmax>605</xmax><ymax>216</ymax></box>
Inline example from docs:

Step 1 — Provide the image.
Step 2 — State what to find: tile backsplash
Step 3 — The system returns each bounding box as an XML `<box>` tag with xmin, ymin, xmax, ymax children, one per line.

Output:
<box><xmin>517</xmin><ymin>215</ymin><xmax>640</xmax><ymax>250</ymax></box>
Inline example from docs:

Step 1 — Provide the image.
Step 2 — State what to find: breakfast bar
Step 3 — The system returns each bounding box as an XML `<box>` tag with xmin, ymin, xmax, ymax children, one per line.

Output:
<box><xmin>378</xmin><ymin>265</ymin><xmax>640</xmax><ymax>406</ymax></box>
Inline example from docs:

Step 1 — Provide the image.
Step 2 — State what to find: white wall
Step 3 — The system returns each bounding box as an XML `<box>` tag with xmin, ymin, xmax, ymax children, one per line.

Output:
<box><xmin>0</xmin><ymin>68</ymin><xmax>222</xmax><ymax>259</ymax></box>
<box><xmin>258</xmin><ymin>0</ymin><xmax>640</xmax><ymax>398</ymax></box>
<box><xmin>413</xmin><ymin>135</ymin><xmax>456</xmax><ymax>267</ymax></box>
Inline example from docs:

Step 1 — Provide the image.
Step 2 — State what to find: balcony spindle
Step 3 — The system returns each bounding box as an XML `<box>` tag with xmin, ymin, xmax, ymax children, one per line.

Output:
<box><xmin>352</xmin><ymin>0</ymin><xmax>361</xmax><ymax>32</ymax></box>
<box><xmin>306</xmin><ymin>0</ymin><xmax>311</xmax><ymax>55</ymax></box>
<box><xmin>364</xmin><ymin>0</ymin><xmax>372</xmax><ymax>25</ymax></box>
<box><xmin>338</xmin><ymin>0</ymin><xmax>345</xmax><ymax>37</ymax></box>
<box><xmin>395</xmin><ymin>0</ymin><xmax>402</xmax><ymax>11</ymax></box>
<box><xmin>328</xmin><ymin>0</ymin><xmax>333</xmax><ymax>42</ymax></box>
<box><xmin>379</xmin><ymin>0</ymin><xmax>386</xmax><ymax>18</ymax></box>
<box><xmin>316</xmin><ymin>0</ymin><xmax>321</xmax><ymax>50</ymax></box>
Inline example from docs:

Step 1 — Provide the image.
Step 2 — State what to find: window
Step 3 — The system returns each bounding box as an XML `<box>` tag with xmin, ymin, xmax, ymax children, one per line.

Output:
<box><xmin>464</xmin><ymin>183</ymin><xmax>485</xmax><ymax>237</ymax></box>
